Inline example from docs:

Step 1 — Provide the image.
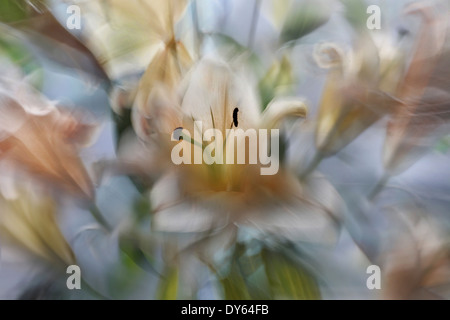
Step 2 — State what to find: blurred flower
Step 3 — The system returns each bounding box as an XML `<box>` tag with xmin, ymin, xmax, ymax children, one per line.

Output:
<box><xmin>130</xmin><ymin>58</ymin><xmax>344</xmax><ymax>248</ymax></box>
<box><xmin>380</xmin><ymin>208</ymin><xmax>450</xmax><ymax>299</ymax></box>
<box><xmin>132</xmin><ymin>39</ymin><xmax>192</xmax><ymax>139</ymax></box>
<box><xmin>313</xmin><ymin>34</ymin><xmax>404</xmax><ymax>157</ymax></box>
<box><xmin>383</xmin><ymin>3</ymin><xmax>450</xmax><ymax>174</ymax></box>
<box><xmin>131</xmin><ymin>3</ymin><xmax>192</xmax><ymax>140</ymax></box>
<box><xmin>0</xmin><ymin>188</ymin><xmax>76</xmax><ymax>271</ymax></box>
<box><xmin>77</xmin><ymin>0</ymin><xmax>189</xmax><ymax>80</ymax></box>
<box><xmin>0</xmin><ymin>1</ymin><xmax>109</xmax><ymax>86</ymax></box>
<box><xmin>0</xmin><ymin>74</ymin><xmax>96</xmax><ymax>200</ymax></box>
<box><xmin>77</xmin><ymin>0</ymin><xmax>193</xmax><ymax>137</ymax></box>
<box><xmin>2</xmin><ymin>0</ymin><xmax>448</xmax><ymax>301</ymax></box>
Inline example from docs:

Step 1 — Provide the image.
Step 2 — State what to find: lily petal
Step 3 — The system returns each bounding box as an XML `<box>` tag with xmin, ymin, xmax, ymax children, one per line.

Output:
<box><xmin>261</xmin><ymin>98</ymin><xmax>308</xmax><ymax>129</ymax></box>
<box><xmin>0</xmin><ymin>190</ymin><xmax>76</xmax><ymax>269</ymax></box>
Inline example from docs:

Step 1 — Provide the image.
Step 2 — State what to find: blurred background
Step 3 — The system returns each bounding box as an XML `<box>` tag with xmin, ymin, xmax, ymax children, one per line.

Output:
<box><xmin>0</xmin><ymin>0</ymin><xmax>449</xmax><ymax>299</ymax></box>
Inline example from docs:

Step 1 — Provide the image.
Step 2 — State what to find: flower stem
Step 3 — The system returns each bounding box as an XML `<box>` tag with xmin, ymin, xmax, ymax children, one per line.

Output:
<box><xmin>299</xmin><ymin>152</ymin><xmax>323</xmax><ymax>180</ymax></box>
<box><xmin>248</xmin><ymin>0</ymin><xmax>261</xmax><ymax>50</ymax></box>
<box><xmin>81</xmin><ymin>278</ymin><xmax>110</xmax><ymax>300</ymax></box>
<box><xmin>368</xmin><ymin>173</ymin><xmax>390</xmax><ymax>201</ymax></box>
<box><xmin>191</xmin><ymin>0</ymin><xmax>203</xmax><ymax>56</ymax></box>
<box><xmin>89</xmin><ymin>204</ymin><xmax>112</xmax><ymax>232</ymax></box>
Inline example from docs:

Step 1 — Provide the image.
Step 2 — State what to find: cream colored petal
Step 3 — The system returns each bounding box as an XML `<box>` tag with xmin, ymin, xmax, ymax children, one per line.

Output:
<box><xmin>260</xmin><ymin>97</ymin><xmax>308</xmax><ymax>129</ymax></box>
<box><xmin>80</xmin><ymin>0</ymin><xmax>188</xmax><ymax>79</ymax></box>
<box><xmin>133</xmin><ymin>42</ymin><xmax>191</xmax><ymax>138</ymax></box>
<box><xmin>0</xmin><ymin>192</ymin><xmax>76</xmax><ymax>269</ymax></box>
<box><xmin>134</xmin><ymin>45</ymin><xmax>180</xmax><ymax>110</ymax></box>
<box><xmin>313</xmin><ymin>42</ymin><xmax>345</xmax><ymax>70</ymax></box>
<box><xmin>245</xmin><ymin>173</ymin><xmax>342</xmax><ymax>243</ymax></box>
<box><xmin>151</xmin><ymin>173</ymin><xmax>228</xmax><ymax>233</ymax></box>
<box><xmin>313</xmin><ymin>33</ymin><xmax>387</xmax><ymax>156</ymax></box>
<box><xmin>181</xmin><ymin>58</ymin><xmax>260</xmax><ymax>133</ymax></box>
<box><xmin>109</xmin><ymin>84</ymin><xmax>137</xmax><ymax>115</ymax></box>
<box><xmin>115</xmin><ymin>130</ymin><xmax>170</xmax><ymax>182</ymax></box>
<box><xmin>315</xmin><ymin>74</ymin><xmax>384</xmax><ymax>156</ymax></box>
<box><xmin>132</xmin><ymin>83</ymin><xmax>183</xmax><ymax>138</ymax></box>
<box><xmin>153</xmin><ymin>201</ymin><xmax>227</xmax><ymax>233</ymax></box>
<box><xmin>266</xmin><ymin>0</ymin><xmax>293</xmax><ymax>30</ymax></box>
<box><xmin>245</xmin><ymin>202</ymin><xmax>339</xmax><ymax>243</ymax></box>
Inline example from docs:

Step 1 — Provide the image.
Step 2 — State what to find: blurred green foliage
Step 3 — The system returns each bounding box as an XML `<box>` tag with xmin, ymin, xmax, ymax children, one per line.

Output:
<box><xmin>157</xmin><ymin>266</ymin><xmax>179</xmax><ymax>300</ymax></box>
<box><xmin>280</xmin><ymin>0</ymin><xmax>330</xmax><ymax>44</ymax></box>
<box><xmin>259</xmin><ymin>55</ymin><xmax>294</xmax><ymax>110</ymax></box>
<box><xmin>435</xmin><ymin>135</ymin><xmax>450</xmax><ymax>154</ymax></box>
<box><xmin>219</xmin><ymin>243</ymin><xmax>320</xmax><ymax>300</ymax></box>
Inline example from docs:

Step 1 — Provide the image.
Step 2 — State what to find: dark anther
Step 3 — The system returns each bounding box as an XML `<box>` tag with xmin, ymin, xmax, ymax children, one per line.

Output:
<box><xmin>233</xmin><ymin>108</ymin><xmax>239</xmax><ymax>127</ymax></box>
<box><xmin>172</xmin><ymin>127</ymin><xmax>184</xmax><ymax>141</ymax></box>
<box><xmin>397</xmin><ymin>27</ymin><xmax>409</xmax><ymax>38</ymax></box>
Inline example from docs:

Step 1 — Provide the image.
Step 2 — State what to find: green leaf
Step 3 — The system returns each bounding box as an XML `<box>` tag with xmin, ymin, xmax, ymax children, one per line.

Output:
<box><xmin>221</xmin><ymin>273</ymin><xmax>251</xmax><ymax>300</ymax></box>
<box><xmin>219</xmin><ymin>243</ymin><xmax>271</xmax><ymax>299</ymax></box>
<box><xmin>258</xmin><ymin>55</ymin><xmax>294</xmax><ymax>109</ymax></box>
<box><xmin>341</xmin><ymin>0</ymin><xmax>369</xmax><ymax>30</ymax></box>
<box><xmin>119</xmin><ymin>234</ymin><xmax>157</xmax><ymax>274</ymax></box>
<box><xmin>262</xmin><ymin>248</ymin><xmax>321</xmax><ymax>300</ymax></box>
<box><xmin>236</xmin><ymin>250</ymin><xmax>272</xmax><ymax>299</ymax></box>
<box><xmin>0</xmin><ymin>28</ymin><xmax>41</xmax><ymax>77</ymax></box>
<box><xmin>280</xmin><ymin>0</ymin><xmax>330</xmax><ymax>44</ymax></box>
<box><xmin>211</xmin><ymin>33</ymin><xmax>263</xmax><ymax>77</ymax></box>
<box><xmin>0</xmin><ymin>0</ymin><xmax>39</xmax><ymax>23</ymax></box>
<box><xmin>157</xmin><ymin>266</ymin><xmax>179</xmax><ymax>300</ymax></box>
<box><xmin>133</xmin><ymin>194</ymin><xmax>151</xmax><ymax>222</ymax></box>
<box><xmin>435</xmin><ymin>135</ymin><xmax>450</xmax><ymax>154</ymax></box>
<box><xmin>108</xmin><ymin>249</ymin><xmax>145</xmax><ymax>298</ymax></box>
<box><xmin>220</xmin><ymin>244</ymin><xmax>252</xmax><ymax>300</ymax></box>
<box><xmin>110</xmin><ymin>233</ymin><xmax>159</xmax><ymax>298</ymax></box>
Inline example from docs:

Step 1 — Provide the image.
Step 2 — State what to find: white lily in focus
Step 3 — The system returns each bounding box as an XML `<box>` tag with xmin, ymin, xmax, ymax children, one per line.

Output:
<box><xmin>120</xmin><ymin>58</ymin><xmax>345</xmax><ymax>247</ymax></box>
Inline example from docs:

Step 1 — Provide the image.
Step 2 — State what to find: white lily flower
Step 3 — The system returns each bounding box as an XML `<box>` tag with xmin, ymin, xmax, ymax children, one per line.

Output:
<box><xmin>128</xmin><ymin>57</ymin><xmax>345</xmax><ymax>246</ymax></box>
